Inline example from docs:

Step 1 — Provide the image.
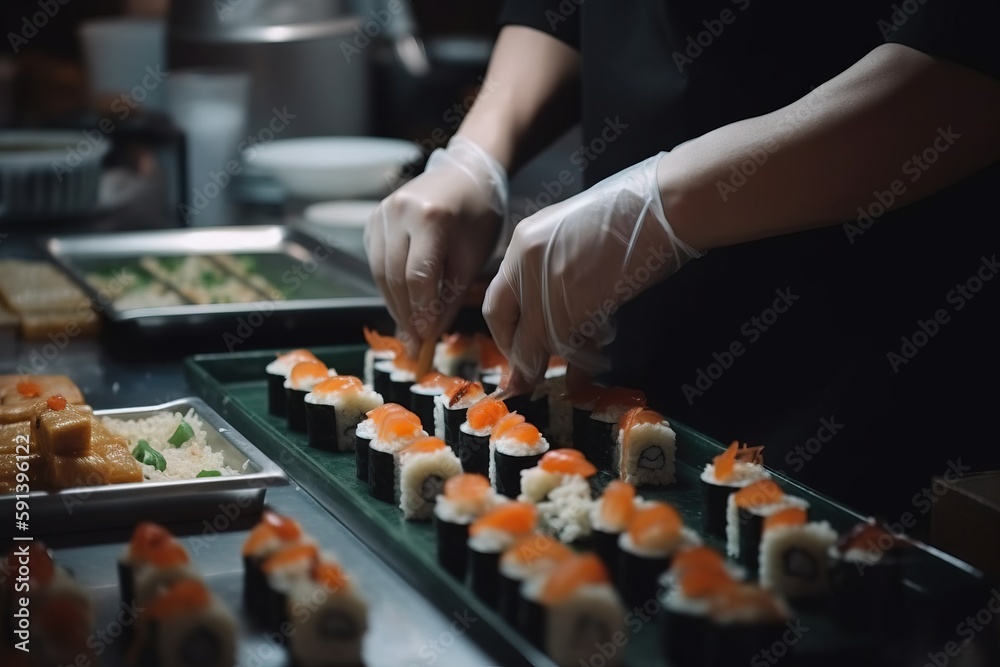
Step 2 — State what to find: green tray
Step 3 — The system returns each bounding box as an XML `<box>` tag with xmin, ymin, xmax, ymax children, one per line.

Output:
<box><xmin>185</xmin><ymin>345</ymin><xmax>988</xmax><ymax>666</ymax></box>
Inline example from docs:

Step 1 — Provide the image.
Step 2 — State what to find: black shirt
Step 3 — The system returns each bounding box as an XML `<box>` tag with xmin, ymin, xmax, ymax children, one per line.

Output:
<box><xmin>499</xmin><ymin>0</ymin><xmax>1000</xmax><ymax>518</ymax></box>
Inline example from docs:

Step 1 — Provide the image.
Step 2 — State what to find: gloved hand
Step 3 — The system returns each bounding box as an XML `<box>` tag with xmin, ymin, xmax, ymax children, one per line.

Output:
<box><xmin>483</xmin><ymin>152</ymin><xmax>702</xmax><ymax>395</ymax></box>
<box><xmin>365</xmin><ymin>136</ymin><xmax>509</xmax><ymax>353</ymax></box>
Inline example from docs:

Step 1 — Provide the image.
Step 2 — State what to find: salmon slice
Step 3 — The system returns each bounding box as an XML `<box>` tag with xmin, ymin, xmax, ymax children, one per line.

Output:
<box><xmin>680</xmin><ymin>564</ymin><xmax>737</xmax><ymax>598</ymax></box>
<box><xmin>540</xmin><ymin>553</ymin><xmax>610</xmax><ymax>605</ymax></box>
<box><xmin>500</xmin><ymin>422</ymin><xmax>541</xmax><ymax>445</ymax></box>
<box><xmin>671</xmin><ymin>546</ymin><xmax>727</xmax><ymax>577</ymax></box>
<box><xmin>599</xmin><ymin>481</ymin><xmax>637</xmax><ymax>529</ymax></box>
<box><xmin>619</xmin><ymin>407</ymin><xmax>664</xmax><ymax>433</ymax></box>
<box><xmin>313</xmin><ymin>375</ymin><xmax>363</xmax><ymax>395</ymax></box>
<box><xmin>289</xmin><ymin>361</ymin><xmax>329</xmax><ymax>386</ymax></box>
<box><xmin>538</xmin><ymin>449</ymin><xmax>597</xmax><ymax>477</ymax></box>
<box><xmin>275</xmin><ymin>349</ymin><xmax>318</xmax><ymax>365</ymax></box>
<box><xmin>732</xmin><ymin>480</ymin><xmax>784</xmax><ymax>509</ymax></box>
<box><xmin>377</xmin><ymin>414</ymin><xmax>424</xmax><ymax>442</ymax></box>
<box><xmin>444</xmin><ymin>380</ymin><xmax>485</xmax><ymax>407</ymax></box>
<box><xmin>363</xmin><ymin>327</ymin><xmax>404</xmax><ymax>356</ymax></box>
<box><xmin>470</xmin><ymin>502</ymin><xmax>537</xmax><ymax>537</ymax></box>
<box><xmin>491</xmin><ymin>413</ymin><xmax>526</xmax><ymax>441</ymax></box>
<box><xmin>443</xmin><ymin>473</ymin><xmax>492</xmax><ymax>502</ymax></box>
<box><xmin>146</xmin><ymin>579</ymin><xmax>211</xmax><ymax>619</ymax></box>
<box><xmin>416</xmin><ymin>373</ymin><xmax>463</xmax><ymax>391</ymax></box>
<box><xmin>592</xmin><ymin>387</ymin><xmax>647</xmax><ymax>413</ymax></box>
<box><xmin>627</xmin><ymin>502</ymin><xmax>682</xmax><ymax>552</ymax></box>
<box><xmin>366</xmin><ymin>403</ymin><xmax>420</xmax><ymax>426</ymax></box>
<box><xmin>763</xmin><ymin>507</ymin><xmax>808</xmax><ymax>533</ymax></box>
<box><xmin>501</xmin><ymin>534</ymin><xmax>574</xmax><ymax>567</ymax></box>
<box><xmin>466</xmin><ymin>398</ymin><xmax>509</xmax><ymax>430</ymax></box>
<box><xmin>402</xmin><ymin>436</ymin><xmax>447</xmax><ymax>455</ymax></box>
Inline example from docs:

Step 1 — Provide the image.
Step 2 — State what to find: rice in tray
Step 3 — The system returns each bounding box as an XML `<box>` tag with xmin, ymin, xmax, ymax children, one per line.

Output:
<box><xmin>102</xmin><ymin>409</ymin><xmax>240</xmax><ymax>481</ymax></box>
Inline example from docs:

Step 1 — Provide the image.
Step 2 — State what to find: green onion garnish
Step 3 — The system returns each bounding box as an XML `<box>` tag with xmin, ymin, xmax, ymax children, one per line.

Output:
<box><xmin>168</xmin><ymin>420</ymin><xmax>195</xmax><ymax>447</ymax></box>
<box><xmin>131</xmin><ymin>439</ymin><xmax>166</xmax><ymax>472</ymax></box>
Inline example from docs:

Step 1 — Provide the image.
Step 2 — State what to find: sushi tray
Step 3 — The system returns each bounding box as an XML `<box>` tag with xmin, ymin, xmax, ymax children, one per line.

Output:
<box><xmin>0</xmin><ymin>398</ymin><xmax>288</xmax><ymax>536</ymax></box>
<box><xmin>45</xmin><ymin>225</ymin><xmax>384</xmax><ymax>339</ymax></box>
<box><xmin>185</xmin><ymin>345</ymin><xmax>995</xmax><ymax>667</ymax></box>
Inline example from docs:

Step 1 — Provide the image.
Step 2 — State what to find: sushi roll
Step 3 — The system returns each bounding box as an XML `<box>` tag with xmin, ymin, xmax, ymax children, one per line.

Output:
<box><xmin>618</xmin><ymin>501</ymin><xmax>701</xmax><ymax>609</ymax></box>
<box><xmin>458</xmin><ymin>398</ymin><xmax>509</xmax><ymax>475</ymax></box>
<box><xmin>286</xmin><ymin>559</ymin><xmax>368</xmax><ymax>667</ymax></box>
<box><xmin>726</xmin><ymin>480</ymin><xmax>809</xmax><ymax>573</ymax></box>
<box><xmin>434</xmin><ymin>333</ymin><xmax>479</xmax><ymax>379</ymax></box>
<box><xmin>544</xmin><ymin>358</ymin><xmax>572</xmax><ymax>447</ymax></box>
<box><xmin>434</xmin><ymin>473</ymin><xmax>505</xmax><ymax>580</ymax></box>
<box><xmin>589</xmin><ymin>481</ymin><xmax>640</xmax><ymax>575</ymax></box>
<box><xmin>304</xmin><ymin>375</ymin><xmax>383</xmax><ymax>452</ymax></box>
<box><xmin>575</xmin><ymin>387</ymin><xmax>646</xmax><ymax>472</ymax></box>
<box><xmin>119</xmin><ymin>522</ymin><xmax>198</xmax><ymax>608</ymax></box>
<box><xmin>519</xmin><ymin>449</ymin><xmax>597</xmax><ymax>543</ymax></box>
<box><xmin>354</xmin><ymin>404</ymin><xmax>419</xmax><ymax>483</ymax></box>
<box><xmin>242</xmin><ymin>511</ymin><xmax>308</xmax><ymax>620</ymax></box>
<box><xmin>828</xmin><ymin>519</ymin><xmax>912</xmax><ymax>635</ymax></box>
<box><xmin>615</xmin><ymin>407</ymin><xmax>677</xmax><ymax>486</ymax></box>
<box><xmin>490</xmin><ymin>413</ymin><xmax>550</xmax><ymax>498</ymax></box>
<box><xmin>497</xmin><ymin>534</ymin><xmax>574</xmax><ymax>626</ymax></box>
<box><xmin>409</xmin><ymin>373</ymin><xmax>462</xmax><ymax>433</ymax></box>
<box><xmin>362</xmin><ymin>326</ymin><xmax>402</xmax><ymax>389</ymax></box>
<box><xmin>758</xmin><ymin>507</ymin><xmax>837</xmax><ymax>598</ymax></box>
<box><xmin>368</xmin><ymin>412</ymin><xmax>426</xmax><ymax>504</ymax></box>
<box><xmin>700</xmin><ymin>440</ymin><xmax>770</xmax><ymax>539</ymax></box>
<box><xmin>519</xmin><ymin>553</ymin><xmax>626</xmax><ymax>666</ymax></box>
<box><xmin>285</xmin><ymin>360</ymin><xmax>335</xmax><ymax>433</ymax></box>
<box><xmin>467</xmin><ymin>502</ymin><xmax>538</xmax><ymax>606</ymax></box>
<box><xmin>433</xmin><ymin>380</ymin><xmax>486</xmax><ymax>447</ymax></box>
<box><xmin>259</xmin><ymin>543</ymin><xmax>320</xmax><ymax>631</ymax></box>
<box><xmin>484</xmin><ymin>369</ymin><xmax>551</xmax><ymax>437</ymax></box>
<box><xmin>398</xmin><ymin>436</ymin><xmax>463</xmax><ymax>520</ymax></box>
<box><xmin>387</xmin><ymin>357</ymin><xmax>418</xmax><ymax>407</ymax></box>
<box><xmin>128</xmin><ymin>578</ymin><xmax>236</xmax><ymax>667</ymax></box>
<box><xmin>265</xmin><ymin>349</ymin><xmax>318</xmax><ymax>417</ymax></box>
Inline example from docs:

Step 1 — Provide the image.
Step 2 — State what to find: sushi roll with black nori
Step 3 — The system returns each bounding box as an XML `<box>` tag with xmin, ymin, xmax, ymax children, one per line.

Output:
<box><xmin>129</xmin><ymin>579</ymin><xmax>236</xmax><ymax>667</ymax></box>
<box><xmin>589</xmin><ymin>481</ymin><xmax>640</xmax><ymax>575</ymax></box>
<box><xmin>519</xmin><ymin>553</ymin><xmax>626</xmax><ymax>666</ymax></box>
<box><xmin>259</xmin><ymin>543</ymin><xmax>320</xmax><ymax>632</ymax></box>
<box><xmin>758</xmin><ymin>507</ymin><xmax>837</xmax><ymax>598</ymax></box>
<box><xmin>828</xmin><ymin>519</ymin><xmax>913</xmax><ymax>636</ymax></box>
<box><xmin>368</xmin><ymin>412</ymin><xmax>426</xmax><ymax>504</ymax></box>
<box><xmin>434</xmin><ymin>473</ymin><xmax>504</xmax><ymax>580</ymax></box>
<box><xmin>265</xmin><ymin>349</ymin><xmax>319</xmax><ymax>417</ymax></box>
<box><xmin>286</xmin><ymin>560</ymin><xmax>367</xmax><ymax>667</ymax></box>
<box><xmin>388</xmin><ymin>362</ymin><xmax>417</xmax><ymax>407</ymax></box>
<box><xmin>483</xmin><ymin>369</ymin><xmax>551</xmax><ymax>436</ymax></box>
<box><xmin>119</xmin><ymin>522</ymin><xmax>198</xmax><ymax>608</ymax></box>
<box><xmin>371</xmin><ymin>358</ymin><xmax>395</xmax><ymax>401</ymax></box>
<box><xmin>304</xmin><ymin>376</ymin><xmax>383</xmax><ymax>452</ymax></box>
<box><xmin>285</xmin><ymin>360</ymin><xmax>335</xmax><ymax>433</ymax></box>
<box><xmin>490</xmin><ymin>413</ymin><xmax>550</xmax><ymax>498</ymax></box>
<box><xmin>519</xmin><ymin>449</ymin><xmax>596</xmax><ymax>543</ymax></box>
<box><xmin>575</xmin><ymin>387</ymin><xmax>647</xmax><ymax>472</ymax></box>
<box><xmin>434</xmin><ymin>380</ymin><xmax>486</xmax><ymax>449</ymax></box>
<box><xmin>398</xmin><ymin>436</ymin><xmax>463</xmax><ymax>520</ymax></box>
<box><xmin>467</xmin><ymin>502</ymin><xmax>538</xmax><ymax>606</ymax></box>
<box><xmin>241</xmin><ymin>511</ymin><xmax>309</xmax><ymax>619</ymax></box>
<box><xmin>726</xmin><ymin>480</ymin><xmax>809</xmax><ymax>573</ymax></box>
<box><xmin>458</xmin><ymin>397</ymin><xmax>509</xmax><ymax>475</ymax></box>
<box><xmin>409</xmin><ymin>373</ymin><xmax>461</xmax><ymax>434</ymax></box>
<box><xmin>618</xmin><ymin>502</ymin><xmax>701</xmax><ymax>609</ymax></box>
<box><xmin>434</xmin><ymin>333</ymin><xmax>479</xmax><ymax>379</ymax></box>
<box><xmin>362</xmin><ymin>326</ymin><xmax>402</xmax><ymax>388</ymax></box>
<box><xmin>497</xmin><ymin>534</ymin><xmax>574</xmax><ymax>626</ymax></box>
<box><xmin>353</xmin><ymin>403</ymin><xmax>418</xmax><ymax>483</ymax></box>
<box><xmin>615</xmin><ymin>407</ymin><xmax>676</xmax><ymax>486</ymax></box>
<box><xmin>700</xmin><ymin>441</ymin><xmax>770</xmax><ymax>539</ymax></box>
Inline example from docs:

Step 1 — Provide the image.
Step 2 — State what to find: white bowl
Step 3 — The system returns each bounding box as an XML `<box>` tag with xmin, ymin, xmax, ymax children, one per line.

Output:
<box><xmin>245</xmin><ymin>137</ymin><xmax>421</xmax><ymax>200</ymax></box>
<box><xmin>303</xmin><ymin>200</ymin><xmax>379</xmax><ymax>228</ymax></box>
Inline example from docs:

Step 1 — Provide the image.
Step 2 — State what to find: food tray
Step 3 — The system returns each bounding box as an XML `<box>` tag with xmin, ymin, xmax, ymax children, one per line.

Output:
<box><xmin>0</xmin><ymin>398</ymin><xmax>287</xmax><ymax>537</ymax></box>
<box><xmin>185</xmin><ymin>346</ymin><xmax>992</xmax><ymax>667</ymax></box>
<box><xmin>45</xmin><ymin>225</ymin><xmax>384</xmax><ymax>341</ymax></box>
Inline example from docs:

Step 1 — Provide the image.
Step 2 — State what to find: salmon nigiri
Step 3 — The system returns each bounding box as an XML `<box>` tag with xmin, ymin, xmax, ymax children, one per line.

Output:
<box><xmin>470</xmin><ymin>502</ymin><xmax>537</xmax><ymax>538</ymax></box>
<box><xmin>466</xmin><ymin>398</ymin><xmax>509</xmax><ymax>432</ymax></box>
<box><xmin>594</xmin><ymin>480</ymin><xmax>637</xmax><ymax>533</ymax></box>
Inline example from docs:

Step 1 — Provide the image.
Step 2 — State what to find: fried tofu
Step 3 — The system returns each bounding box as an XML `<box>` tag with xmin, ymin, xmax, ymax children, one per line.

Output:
<box><xmin>35</xmin><ymin>406</ymin><xmax>92</xmax><ymax>458</ymax></box>
<box><xmin>0</xmin><ymin>375</ymin><xmax>86</xmax><ymax>424</ymax></box>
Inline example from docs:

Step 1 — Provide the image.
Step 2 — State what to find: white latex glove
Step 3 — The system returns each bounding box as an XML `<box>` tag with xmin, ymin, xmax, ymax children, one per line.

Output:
<box><xmin>365</xmin><ymin>136</ymin><xmax>508</xmax><ymax>353</ymax></box>
<box><xmin>484</xmin><ymin>152</ymin><xmax>701</xmax><ymax>395</ymax></box>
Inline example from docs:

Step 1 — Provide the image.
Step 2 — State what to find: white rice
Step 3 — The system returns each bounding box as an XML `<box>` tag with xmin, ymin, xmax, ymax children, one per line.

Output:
<box><xmin>619</xmin><ymin>526</ymin><xmax>702</xmax><ymax>559</ymax></box>
<box><xmin>701</xmin><ymin>461</ymin><xmax>771</xmax><ymax>487</ymax></box>
<box><xmin>535</xmin><ymin>476</ymin><xmax>593</xmax><ymax>543</ymax></box>
<box><xmin>265</xmin><ymin>354</ymin><xmax>312</xmax><ymax>377</ymax></box>
<box><xmin>759</xmin><ymin>521</ymin><xmax>837</xmax><ymax>598</ymax></box>
<box><xmin>726</xmin><ymin>494</ymin><xmax>811</xmax><ymax>558</ymax></box>
<box><xmin>398</xmin><ymin>447</ymin><xmax>462</xmax><ymax>520</ymax></box>
<box><xmin>517</xmin><ymin>467</ymin><xmax>564</xmax><ymax>504</ymax></box>
<box><xmin>284</xmin><ymin>369</ymin><xmax>336</xmax><ymax>392</ymax></box>
<box><xmin>432</xmin><ymin>395</ymin><xmax>447</xmax><ymax>439</ymax></box>
<box><xmin>389</xmin><ymin>368</ymin><xmax>416</xmax><ymax>384</ymax></box>
<box><xmin>102</xmin><ymin>410</ymin><xmax>239</xmax><ymax>482</ymax></box>
<box><xmin>355</xmin><ymin>418</ymin><xmax>377</xmax><ymax>441</ymax></box>
<box><xmin>467</xmin><ymin>528</ymin><xmax>518</xmax><ymax>554</ymax></box>
<box><xmin>434</xmin><ymin>492</ymin><xmax>507</xmax><ymax>524</ymax></box>
<box><xmin>459</xmin><ymin>420</ymin><xmax>491</xmax><ymax>438</ymax></box>
<box><xmin>410</xmin><ymin>383</ymin><xmax>444</xmax><ymax>397</ymax></box>
<box><xmin>616</xmin><ymin>421</ymin><xmax>677</xmax><ymax>486</ymax></box>
<box><xmin>589</xmin><ymin>495</ymin><xmax>646</xmax><ymax>534</ymax></box>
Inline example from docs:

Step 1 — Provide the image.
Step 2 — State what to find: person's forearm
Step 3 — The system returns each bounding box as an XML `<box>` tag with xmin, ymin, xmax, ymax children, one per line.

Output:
<box><xmin>457</xmin><ymin>25</ymin><xmax>580</xmax><ymax>173</ymax></box>
<box><xmin>659</xmin><ymin>43</ymin><xmax>1000</xmax><ymax>251</ymax></box>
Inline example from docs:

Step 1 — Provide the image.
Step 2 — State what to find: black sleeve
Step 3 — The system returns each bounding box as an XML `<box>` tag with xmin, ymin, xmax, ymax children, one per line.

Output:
<box><xmin>885</xmin><ymin>0</ymin><xmax>1000</xmax><ymax>82</ymax></box>
<box><xmin>498</xmin><ymin>0</ymin><xmax>581</xmax><ymax>51</ymax></box>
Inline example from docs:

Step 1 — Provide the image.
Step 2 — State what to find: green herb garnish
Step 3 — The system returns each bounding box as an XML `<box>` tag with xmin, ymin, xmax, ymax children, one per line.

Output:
<box><xmin>131</xmin><ymin>439</ymin><xmax>166</xmax><ymax>472</ymax></box>
<box><xmin>167</xmin><ymin>420</ymin><xmax>195</xmax><ymax>447</ymax></box>
<box><xmin>196</xmin><ymin>470</ymin><xmax>222</xmax><ymax>478</ymax></box>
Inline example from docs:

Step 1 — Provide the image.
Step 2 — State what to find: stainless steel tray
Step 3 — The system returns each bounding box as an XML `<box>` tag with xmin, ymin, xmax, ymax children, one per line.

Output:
<box><xmin>45</xmin><ymin>225</ymin><xmax>383</xmax><ymax>331</ymax></box>
<box><xmin>0</xmin><ymin>398</ymin><xmax>288</xmax><ymax>536</ymax></box>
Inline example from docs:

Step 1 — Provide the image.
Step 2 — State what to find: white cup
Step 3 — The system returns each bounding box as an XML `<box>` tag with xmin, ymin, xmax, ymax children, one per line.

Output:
<box><xmin>167</xmin><ymin>70</ymin><xmax>251</xmax><ymax>227</ymax></box>
<box><xmin>79</xmin><ymin>18</ymin><xmax>166</xmax><ymax>111</ymax></box>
